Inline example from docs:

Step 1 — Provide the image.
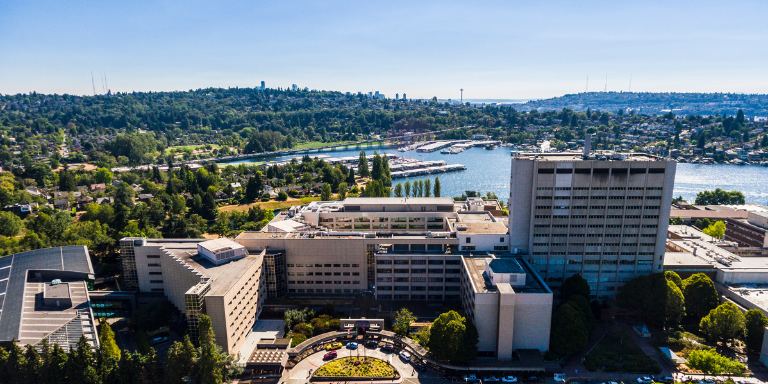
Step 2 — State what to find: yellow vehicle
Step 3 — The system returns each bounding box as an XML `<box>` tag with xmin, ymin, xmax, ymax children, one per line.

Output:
<box><xmin>326</xmin><ymin>342</ymin><xmax>342</xmax><ymax>351</ymax></box>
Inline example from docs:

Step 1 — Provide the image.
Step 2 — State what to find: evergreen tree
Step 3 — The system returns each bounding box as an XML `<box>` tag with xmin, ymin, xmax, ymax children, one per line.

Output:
<box><xmin>143</xmin><ymin>348</ymin><xmax>164</xmax><ymax>384</ymax></box>
<box><xmin>23</xmin><ymin>345</ymin><xmax>41</xmax><ymax>384</ymax></box>
<box><xmin>434</xmin><ymin>177</ymin><xmax>441</xmax><ymax>197</ymax></box>
<box><xmin>358</xmin><ymin>150</ymin><xmax>369</xmax><ymax>178</ymax></box>
<box><xmin>38</xmin><ymin>340</ymin><xmax>52</xmax><ymax>384</ymax></box>
<box><xmin>394</xmin><ymin>183</ymin><xmax>403</xmax><ymax>197</ymax></box>
<box><xmin>7</xmin><ymin>341</ymin><xmax>26</xmax><ymax>384</ymax></box>
<box><xmin>424</xmin><ymin>179</ymin><xmax>431</xmax><ymax>197</ymax></box>
<box><xmin>321</xmin><ymin>183</ymin><xmax>332</xmax><ymax>201</ymax></box>
<box><xmin>346</xmin><ymin>168</ymin><xmax>355</xmax><ymax>185</ymax></box>
<box><xmin>49</xmin><ymin>344</ymin><xmax>68</xmax><ymax>384</ymax></box>
<box><xmin>745</xmin><ymin>309</ymin><xmax>768</xmax><ymax>352</ymax></box>
<box><xmin>245</xmin><ymin>171</ymin><xmax>263</xmax><ymax>201</ymax></box>
<box><xmin>338</xmin><ymin>182</ymin><xmax>348</xmax><ymax>201</ymax></box>
<box><xmin>371</xmin><ymin>152</ymin><xmax>383</xmax><ymax>181</ymax></box>
<box><xmin>66</xmin><ymin>335</ymin><xmax>99</xmax><ymax>384</ymax></box>
<box><xmin>404</xmin><ymin>180</ymin><xmax>411</xmax><ymax>197</ymax></box>
<box><xmin>197</xmin><ymin>315</ymin><xmax>223</xmax><ymax>384</ymax></box>
<box><xmin>97</xmin><ymin>321</ymin><xmax>120</xmax><ymax>382</ymax></box>
<box><xmin>116</xmin><ymin>352</ymin><xmax>140</xmax><ymax>384</ymax></box>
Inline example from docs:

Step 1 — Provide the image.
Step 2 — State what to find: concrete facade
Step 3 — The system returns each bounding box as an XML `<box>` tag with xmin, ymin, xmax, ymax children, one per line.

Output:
<box><xmin>509</xmin><ymin>152</ymin><xmax>676</xmax><ymax>299</ymax></box>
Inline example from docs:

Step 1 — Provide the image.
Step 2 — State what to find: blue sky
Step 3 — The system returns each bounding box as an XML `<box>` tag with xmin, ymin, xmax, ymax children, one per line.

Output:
<box><xmin>1</xmin><ymin>0</ymin><xmax>767</xmax><ymax>99</ymax></box>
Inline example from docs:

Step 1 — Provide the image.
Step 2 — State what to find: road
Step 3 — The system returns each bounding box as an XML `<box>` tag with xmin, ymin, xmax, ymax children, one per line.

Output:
<box><xmin>283</xmin><ymin>342</ymin><xmax>447</xmax><ymax>384</ymax></box>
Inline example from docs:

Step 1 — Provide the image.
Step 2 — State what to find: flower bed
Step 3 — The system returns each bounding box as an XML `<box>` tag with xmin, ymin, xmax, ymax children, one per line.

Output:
<box><xmin>314</xmin><ymin>357</ymin><xmax>398</xmax><ymax>378</ymax></box>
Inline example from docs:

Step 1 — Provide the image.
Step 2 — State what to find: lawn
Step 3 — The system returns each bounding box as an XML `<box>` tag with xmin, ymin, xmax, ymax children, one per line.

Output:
<box><xmin>583</xmin><ymin>328</ymin><xmax>661</xmax><ymax>374</ymax></box>
<box><xmin>314</xmin><ymin>357</ymin><xmax>398</xmax><ymax>378</ymax></box>
<box><xmin>218</xmin><ymin>197</ymin><xmax>320</xmax><ymax>212</ymax></box>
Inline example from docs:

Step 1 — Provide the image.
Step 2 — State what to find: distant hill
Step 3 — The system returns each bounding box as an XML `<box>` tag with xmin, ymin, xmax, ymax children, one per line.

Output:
<box><xmin>518</xmin><ymin>92</ymin><xmax>768</xmax><ymax>117</ymax></box>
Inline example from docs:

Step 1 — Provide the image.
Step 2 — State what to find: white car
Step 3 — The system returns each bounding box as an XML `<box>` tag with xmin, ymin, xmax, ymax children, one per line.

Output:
<box><xmin>502</xmin><ymin>377</ymin><xmax>518</xmax><ymax>383</ymax></box>
<box><xmin>637</xmin><ymin>377</ymin><xmax>653</xmax><ymax>384</ymax></box>
<box><xmin>399</xmin><ymin>351</ymin><xmax>411</xmax><ymax>361</ymax></box>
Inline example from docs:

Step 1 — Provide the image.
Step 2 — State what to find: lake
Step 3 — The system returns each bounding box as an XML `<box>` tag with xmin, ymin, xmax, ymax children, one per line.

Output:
<box><xmin>222</xmin><ymin>147</ymin><xmax>768</xmax><ymax>205</ymax></box>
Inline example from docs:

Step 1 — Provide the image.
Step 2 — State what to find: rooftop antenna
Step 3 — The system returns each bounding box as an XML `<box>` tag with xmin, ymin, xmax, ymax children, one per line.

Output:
<box><xmin>91</xmin><ymin>71</ymin><xmax>96</xmax><ymax>96</ymax></box>
<box><xmin>460</xmin><ymin>88</ymin><xmax>464</xmax><ymax>104</ymax></box>
<box><xmin>604</xmin><ymin>74</ymin><xmax>607</xmax><ymax>92</ymax></box>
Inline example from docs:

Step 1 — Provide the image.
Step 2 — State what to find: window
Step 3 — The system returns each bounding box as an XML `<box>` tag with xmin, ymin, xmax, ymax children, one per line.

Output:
<box><xmin>465</xmin><ymin>237</ymin><xmax>471</xmax><ymax>243</ymax></box>
<box><xmin>148</xmin><ymin>263</ymin><xmax>160</xmax><ymax>267</ymax></box>
<box><xmin>150</xmin><ymin>280</ymin><xmax>163</xmax><ymax>284</ymax></box>
<box><xmin>149</xmin><ymin>272</ymin><xmax>162</xmax><ymax>275</ymax></box>
<box><xmin>147</xmin><ymin>255</ymin><xmax>160</xmax><ymax>259</ymax></box>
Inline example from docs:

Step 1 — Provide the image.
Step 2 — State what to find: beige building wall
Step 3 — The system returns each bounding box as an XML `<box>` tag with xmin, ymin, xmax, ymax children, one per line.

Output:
<box><xmin>205</xmin><ymin>252</ymin><xmax>265</xmax><ymax>354</ymax></box>
<box><xmin>511</xmin><ymin>291</ymin><xmax>552</xmax><ymax>351</ymax></box>
<box><xmin>496</xmin><ymin>286</ymin><xmax>515</xmax><ymax>360</ymax></box>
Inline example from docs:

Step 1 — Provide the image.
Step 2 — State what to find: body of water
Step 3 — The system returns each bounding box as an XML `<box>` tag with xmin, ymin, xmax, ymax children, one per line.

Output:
<box><xmin>222</xmin><ymin>148</ymin><xmax>768</xmax><ymax>205</ymax></box>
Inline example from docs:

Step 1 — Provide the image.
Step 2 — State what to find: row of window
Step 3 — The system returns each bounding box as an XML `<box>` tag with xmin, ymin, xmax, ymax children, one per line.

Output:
<box><xmin>536</xmin><ymin>205</ymin><xmax>661</xmax><ymax>210</ymax></box>
<box><xmin>377</xmin><ymin>268</ymin><xmax>461</xmax><ymax>274</ymax></box>
<box><xmin>376</xmin><ymin>259</ymin><xmax>458</xmax><ymax>265</ymax></box>
<box><xmin>288</xmin><ymin>271</ymin><xmax>361</xmax><ymax>276</ymax></box>
<box><xmin>377</xmin><ymin>294</ymin><xmax>459</xmax><ymax>300</ymax></box>
<box><xmin>537</xmin><ymin>234</ymin><xmax>656</xmax><ymax>238</ymax></box>
<box><xmin>321</xmin><ymin>216</ymin><xmax>445</xmax><ymax>223</ymax></box>
<box><xmin>287</xmin><ymin>263</ymin><xmax>360</xmax><ymax>268</ymax></box>
<box><xmin>533</xmin><ymin>242</ymin><xmax>657</xmax><ymax>247</ymax></box>
<box><xmin>537</xmin><ymin>186</ymin><xmax>663</xmax><ymax>190</ymax></box>
<box><xmin>377</xmin><ymin>277</ymin><xmax>457</xmax><ymax>283</ymax></box>
<box><xmin>378</xmin><ymin>285</ymin><xmax>460</xmax><ymax>291</ymax></box>
<box><xmin>289</xmin><ymin>288</ymin><xmax>359</xmax><ymax>293</ymax></box>
<box><xmin>535</xmin><ymin>215</ymin><xmax>660</xmax><ymax>219</ymax></box>
<box><xmin>288</xmin><ymin>280</ymin><xmax>361</xmax><ymax>285</ymax></box>
<box><xmin>535</xmin><ymin>224</ymin><xmax>657</xmax><ymax>228</ymax></box>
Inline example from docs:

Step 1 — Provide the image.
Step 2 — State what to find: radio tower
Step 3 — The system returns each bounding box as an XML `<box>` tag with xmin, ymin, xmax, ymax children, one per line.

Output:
<box><xmin>91</xmin><ymin>71</ymin><xmax>97</xmax><ymax>96</ymax></box>
<box><xmin>460</xmin><ymin>88</ymin><xmax>464</xmax><ymax>104</ymax></box>
<box><xmin>604</xmin><ymin>75</ymin><xmax>607</xmax><ymax>92</ymax></box>
<box><xmin>585</xmin><ymin>75</ymin><xmax>589</xmax><ymax>93</ymax></box>
<box><xmin>628</xmin><ymin>74</ymin><xmax>632</xmax><ymax>92</ymax></box>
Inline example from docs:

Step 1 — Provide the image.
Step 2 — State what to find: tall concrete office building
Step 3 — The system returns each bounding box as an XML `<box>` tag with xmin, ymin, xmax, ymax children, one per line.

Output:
<box><xmin>509</xmin><ymin>151</ymin><xmax>676</xmax><ymax>299</ymax></box>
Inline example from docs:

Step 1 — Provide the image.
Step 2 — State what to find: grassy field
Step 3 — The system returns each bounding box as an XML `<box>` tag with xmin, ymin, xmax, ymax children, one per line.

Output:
<box><xmin>218</xmin><ymin>197</ymin><xmax>320</xmax><ymax>212</ymax></box>
<box><xmin>314</xmin><ymin>357</ymin><xmax>398</xmax><ymax>378</ymax></box>
<box><xmin>583</xmin><ymin>328</ymin><xmax>661</xmax><ymax>373</ymax></box>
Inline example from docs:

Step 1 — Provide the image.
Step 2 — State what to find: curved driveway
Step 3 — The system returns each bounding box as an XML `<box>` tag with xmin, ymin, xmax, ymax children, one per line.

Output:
<box><xmin>282</xmin><ymin>344</ymin><xmax>444</xmax><ymax>384</ymax></box>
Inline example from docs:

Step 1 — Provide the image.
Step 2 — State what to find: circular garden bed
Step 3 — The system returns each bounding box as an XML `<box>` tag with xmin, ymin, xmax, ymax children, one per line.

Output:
<box><xmin>314</xmin><ymin>357</ymin><xmax>399</xmax><ymax>378</ymax></box>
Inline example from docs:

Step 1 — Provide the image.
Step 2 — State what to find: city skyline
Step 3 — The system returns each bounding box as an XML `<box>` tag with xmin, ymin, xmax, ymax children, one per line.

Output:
<box><xmin>1</xmin><ymin>0</ymin><xmax>768</xmax><ymax>99</ymax></box>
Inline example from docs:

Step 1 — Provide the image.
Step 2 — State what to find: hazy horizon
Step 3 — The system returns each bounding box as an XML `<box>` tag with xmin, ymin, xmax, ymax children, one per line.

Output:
<box><xmin>2</xmin><ymin>1</ymin><xmax>767</xmax><ymax>100</ymax></box>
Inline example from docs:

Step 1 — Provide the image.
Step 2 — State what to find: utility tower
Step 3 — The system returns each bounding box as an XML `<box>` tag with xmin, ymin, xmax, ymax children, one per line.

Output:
<box><xmin>460</xmin><ymin>88</ymin><xmax>464</xmax><ymax>104</ymax></box>
<box><xmin>91</xmin><ymin>71</ymin><xmax>96</xmax><ymax>96</ymax></box>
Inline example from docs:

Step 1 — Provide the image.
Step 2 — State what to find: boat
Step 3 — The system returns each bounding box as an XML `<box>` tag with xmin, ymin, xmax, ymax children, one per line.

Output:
<box><xmin>485</xmin><ymin>144</ymin><xmax>498</xmax><ymax>150</ymax></box>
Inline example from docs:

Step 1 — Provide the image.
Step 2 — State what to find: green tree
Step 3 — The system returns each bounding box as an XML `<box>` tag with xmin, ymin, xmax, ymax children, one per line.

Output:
<box><xmin>687</xmin><ymin>349</ymin><xmax>745</xmax><ymax>375</ymax></box>
<box><xmin>292</xmin><ymin>323</ymin><xmax>314</xmax><ymax>338</ymax></box>
<box><xmin>670</xmin><ymin>216</ymin><xmax>683</xmax><ymax>225</ymax></box>
<box><xmin>143</xmin><ymin>348</ymin><xmax>164</xmax><ymax>384</ymax></box>
<box><xmin>0</xmin><ymin>211</ymin><xmax>23</xmax><ymax>237</ymax></box>
<box><xmin>58</xmin><ymin>168</ymin><xmax>76</xmax><ymax>192</ymax></box>
<box><xmin>683</xmin><ymin>273</ymin><xmax>720</xmax><ymax>322</ymax></box>
<box><xmin>393</xmin><ymin>308</ymin><xmax>417</xmax><ymax>337</ymax></box>
<box><xmin>283</xmin><ymin>308</ymin><xmax>315</xmax><ymax>333</ymax></box>
<box><xmin>665</xmin><ymin>271</ymin><xmax>683</xmax><ymax>290</ymax></box>
<box><xmin>424</xmin><ymin>179</ymin><xmax>431</xmax><ymax>197</ymax></box>
<box><xmin>559</xmin><ymin>273</ymin><xmax>590</xmax><ymax>301</ymax></box>
<box><xmin>358</xmin><ymin>150</ymin><xmax>369</xmax><ymax>178</ymax></box>
<box><xmin>96</xmin><ymin>321</ymin><xmax>121</xmax><ymax>382</ymax></box>
<box><xmin>700</xmin><ymin>302</ymin><xmax>745</xmax><ymax>343</ymax></box>
<box><xmin>276</xmin><ymin>191</ymin><xmax>288</xmax><ymax>201</ymax></box>
<box><xmin>67</xmin><ymin>335</ymin><xmax>99</xmax><ymax>384</ymax></box>
<box><xmin>246</xmin><ymin>172</ymin><xmax>263</xmax><ymax>201</ymax></box>
<box><xmin>404</xmin><ymin>180</ymin><xmax>411</xmax><ymax>197</ymax></box>
<box><xmin>694</xmin><ymin>188</ymin><xmax>746</xmax><ymax>205</ymax></box>
<box><xmin>550</xmin><ymin>301</ymin><xmax>589</xmax><ymax>354</ymax></box>
<box><xmin>338</xmin><ymin>182</ymin><xmax>348</xmax><ymax>201</ymax></box>
<box><xmin>116</xmin><ymin>351</ymin><xmax>140</xmax><ymax>384</ymax></box>
<box><xmin>665</xmin><ymin>279</ymin><xmax>686</xmax><ymax>329</ymax></box>
<box><xmin>702</xmin><ymin>221</ymin><xmax>725</xmax><ymax>240</ymax></box>
<box><xmin>433</xmin><ymin>177</ymin><xmax>441</xmax><ymax>197</ymax></box>
<box><xmin>94</xmin><ymin>168</ymin><xmax>114</xmax><ymax>184</ymax></box>
<box><xmin>394</xmin><ymin>183</ymin><xmax>403</xmax><ymax>197</ymax></box>
<box><xmin>413</xmin><ymin>325</ymin><xmax>430</xmax><ymax>347</ymax></box>
<box><xmin>745</xmin><ymin>309</ymin><xmax>768</xmax><ymax>352</ymax></box>
<box><xmin>7</xmin><ymin>341</ymin><xmax>27</xmax><ymax>384</ymax></box>
<box><xmin>426</xmin><ymin>310</ymin><xmax>477</xmax><ymax>363</ymax></box>
<box><xmin>24</xmin><ymin>345</ymin><xmax>41</xmax><ymax>384</ymax></box>
<box><xmin>321</xmin><ymin>183</ymin><xmax>332</xmax><ymax>201</ymax></box>
<box><xmin>166</xmin><ymin>335</ymin><xmax>197</xmax><ymax>384</ymax></box>
<box><xmin>197</xmin><ymin>315</ymin><xmax>223</xmax><ymax>384</ymax></box>
<box><xmin>49</xmin><ymin>344</ymin><xmax>68</xmax><ymax>384</ymax></box>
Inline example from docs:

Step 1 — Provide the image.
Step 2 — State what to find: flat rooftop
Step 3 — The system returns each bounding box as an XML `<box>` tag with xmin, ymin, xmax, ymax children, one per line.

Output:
<box><xmin>462</xmin><ymin>253</ymin><xmax>549</xmax><ymax>294</ymax></box>
<box><xmin>663</xmin><ymin>252</ymin><xmax>715</xmax><ymax>269</ymax></box>
<box><xmin>513</xmin><ymin>152</ymin><xmax>661</xmax><ymax>162</ymax></box>
<box><xmin>146</xmin><ymin>239</ymin><xmax>263</xmax><ymax>296</ymax></box>
<box><xmin>343</xmin><ymin>197</ymin><xmax>455</xmax><ymax>206</ymax></box>
<box><xmin>45</xmin><ymin>283</ymin><xmax>71</xmax><ymax>299</ymax></box>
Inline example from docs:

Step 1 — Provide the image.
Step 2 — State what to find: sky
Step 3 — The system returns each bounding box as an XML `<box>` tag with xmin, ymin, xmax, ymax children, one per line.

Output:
<box><xmin>1</xmin><ymin>0</ymin><xmax>767</xmax><ymax>100</ymax></box>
